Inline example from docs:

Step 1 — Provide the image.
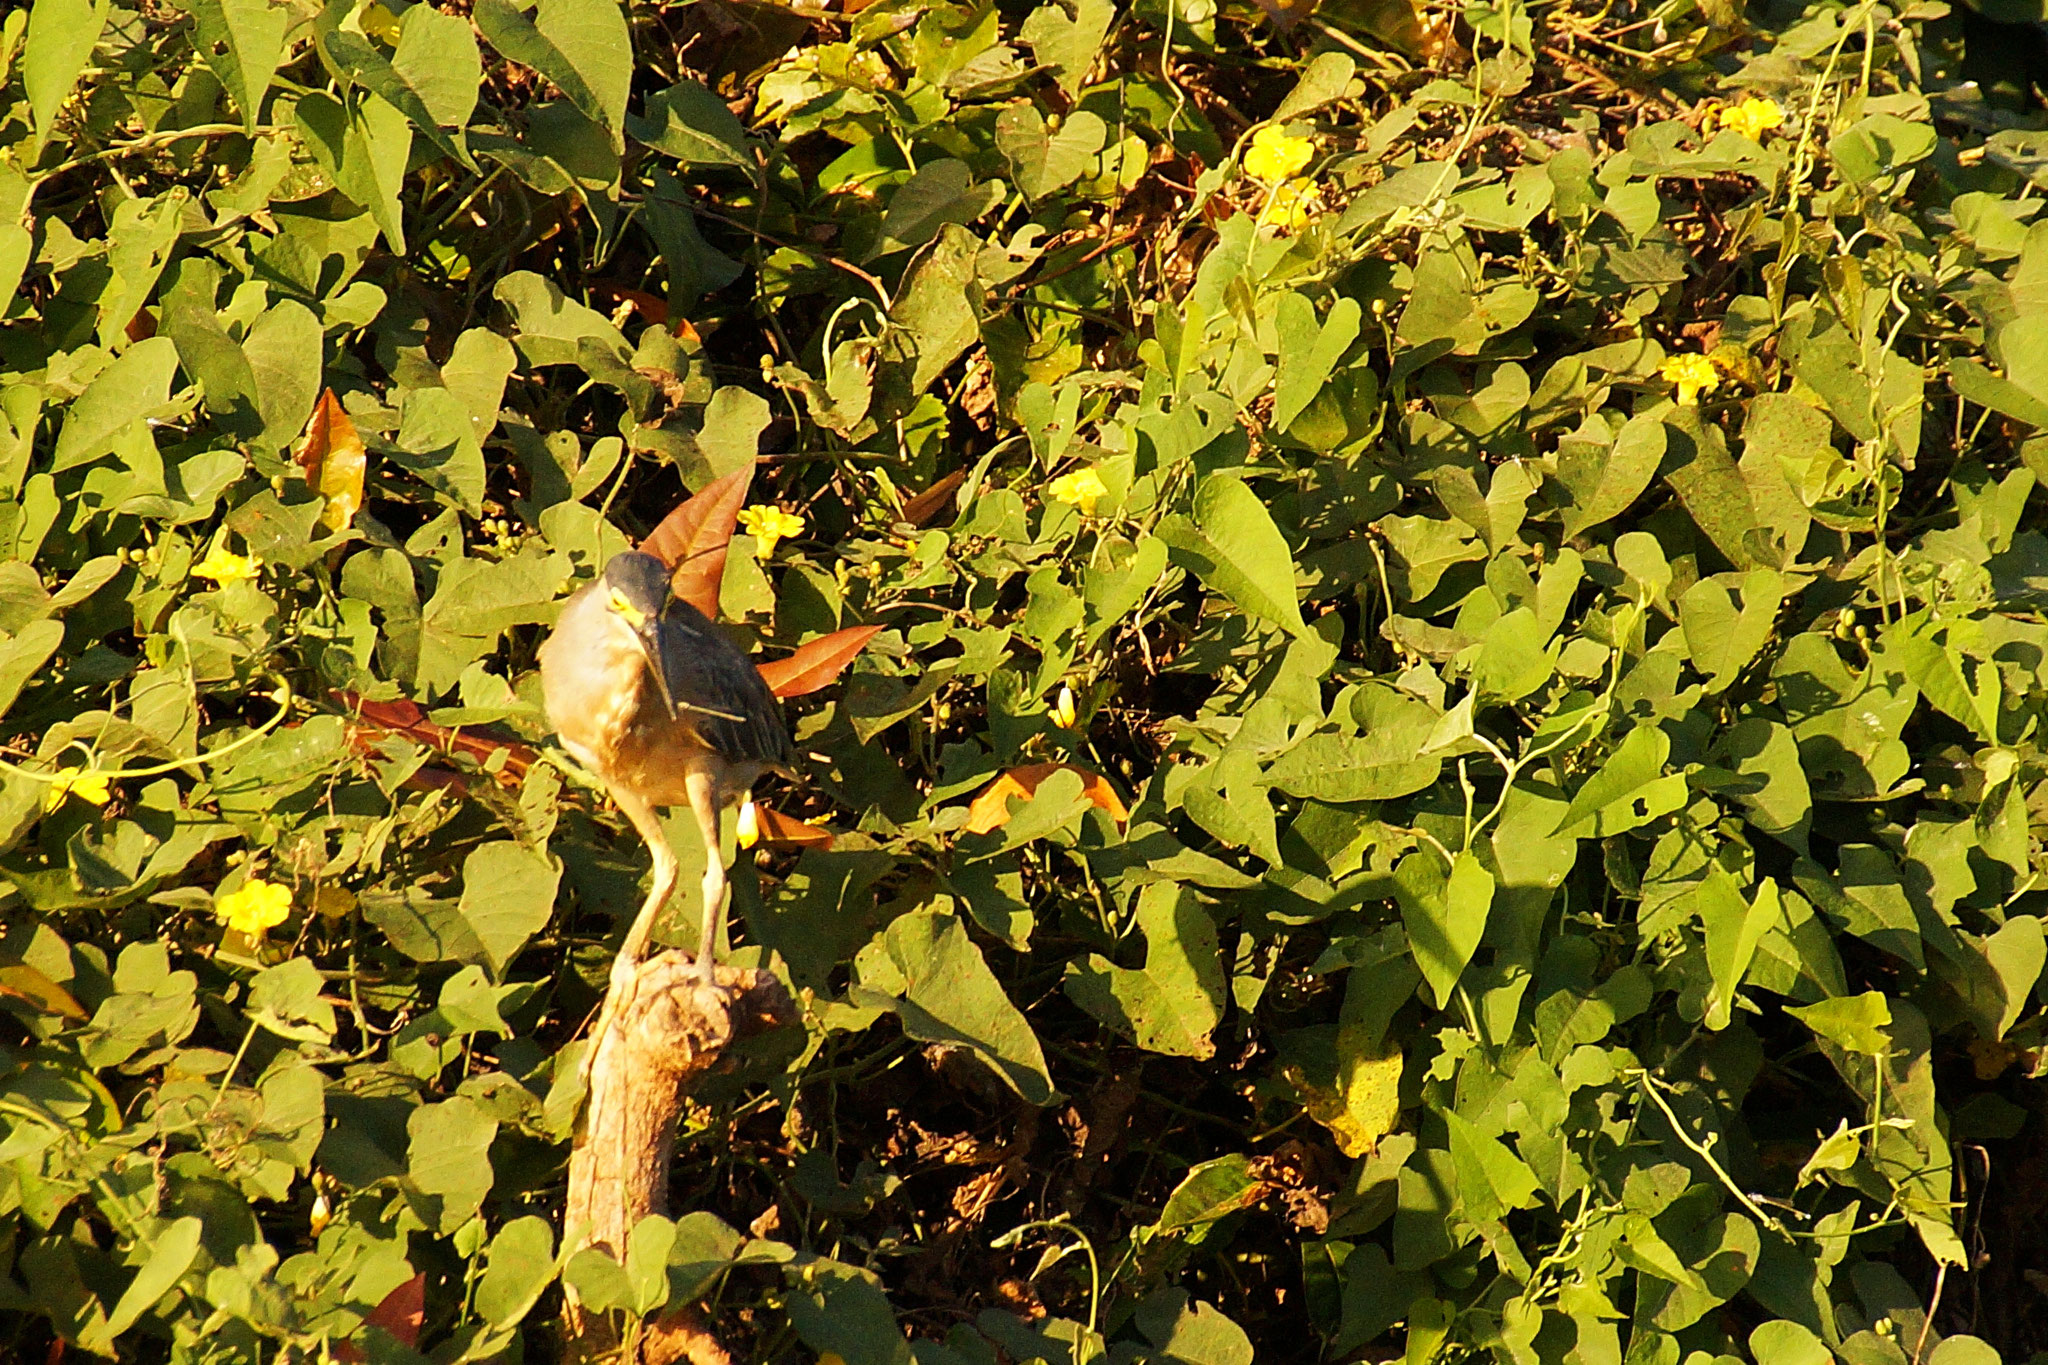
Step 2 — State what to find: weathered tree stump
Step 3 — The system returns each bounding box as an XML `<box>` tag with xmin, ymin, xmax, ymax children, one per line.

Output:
<box><xmin>562</xmin><ymin>953</ymin><xmax>795</xmax><ymax>1364</ymax></box>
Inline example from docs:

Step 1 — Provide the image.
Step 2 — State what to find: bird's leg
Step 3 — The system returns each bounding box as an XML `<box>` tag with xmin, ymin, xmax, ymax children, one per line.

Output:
<box><xmin>577</xmin><ymin>788</ymin><xmax>677</xmax><ymax>1088</ymax></box>
<box><xmin>686</xmin><ymin>769</ymin><xmax>726</xmax><ymax>987</ymax></box>
<box><xmin>612</xmin><ymin>789</ymin><xmax>678</xmax><ymax>971</ymax></box>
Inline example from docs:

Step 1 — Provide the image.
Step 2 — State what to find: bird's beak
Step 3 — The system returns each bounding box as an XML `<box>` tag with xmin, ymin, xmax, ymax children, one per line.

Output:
<box><xmin>609</xmin><ymin>587</ymin><xmax>679</xmax><ymax>719</ymax></box>
<box><xmin>631</xmin><ymin>623</ymin><xmax>680</xmax><ymax>720</ymax></box>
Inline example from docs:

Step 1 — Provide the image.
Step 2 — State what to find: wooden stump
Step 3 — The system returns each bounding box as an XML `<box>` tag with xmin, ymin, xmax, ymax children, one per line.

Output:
<box><xmin>562</xmin><ymin>953</ymin><xmax>795</xmax><ymax>1364</ymax></box>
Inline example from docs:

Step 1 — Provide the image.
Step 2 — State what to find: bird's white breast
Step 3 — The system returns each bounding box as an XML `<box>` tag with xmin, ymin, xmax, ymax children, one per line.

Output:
<box><xmin>538</xmin><ymin>584</ymin><xmax>647</xmax><ymax>780</ymax></box>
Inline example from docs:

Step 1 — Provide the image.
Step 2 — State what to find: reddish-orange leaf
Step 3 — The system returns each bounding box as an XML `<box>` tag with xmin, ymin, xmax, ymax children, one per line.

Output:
<box><xmin>125</xmin><ymin>309</ymin><xmax>157</xmax><ymax>343</ymax></box>
<box><xmin>964</xmin><ymin>763</ymin><xmax>1130</xmax><ymax>835</ymax></box>
<box><xmin>757</xmin><ymin>625</ymin><xmax>883</xmax><ymax>699</ymax></box>
<box><xmin>337</xmin><ymin>691</ymin><xmax>536</xmax><ymax>786</ymax></box>
<box><xmin>334</xmin><ymin>1273</ymin><xmax>426</xmax><ymax>1361</ymax></box>
<box><xmin>298</xmin><ymin>391</ymin><xmax>368</xmax><ymax>534</ymax></box>
<box><xmin>0</xmin><ymin>963</ymin><xmax>88</xmax><ymax>1021</ymax></box>
<box><xmin>591</xmin><ymin>282</ymin><xmax>669</xmax><ymax>326</ymax></box>
<box><xmin>899</xmin><ymin>469</ymin><xmax>966</xmax><ymax>528</ymax></box>
<box><xmin>754</xmin><ymin>805</ymin><xmax>835</xmax><ymax>849</ymax></box>
<box><xmin>639</xmin><ymin>464</ymin><xmax>753</xmax><ymax>619</ymax></box>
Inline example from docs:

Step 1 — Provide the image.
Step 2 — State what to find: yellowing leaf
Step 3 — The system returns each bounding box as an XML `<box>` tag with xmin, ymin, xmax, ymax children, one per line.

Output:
<box><xmin>1284</xmin><ymin>1046</ymin><xmax>1403</xmax><ymax>1157</ymax></box>
<box><xmin>298</xmin><ymin>389</ymin><xmax>367</xmax><ymax>533</ymax></box>
<box><xmin>0</xmin><ymin>963</ymin><xmax>88</xmax><ymax>1021</ymax></box>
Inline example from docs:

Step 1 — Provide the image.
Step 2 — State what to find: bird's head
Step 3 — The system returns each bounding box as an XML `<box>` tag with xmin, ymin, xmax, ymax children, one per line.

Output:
<box><xmin>600</xmin><ymin>551</ymin><xmax>680</xmax><ymax>718</ymax></box>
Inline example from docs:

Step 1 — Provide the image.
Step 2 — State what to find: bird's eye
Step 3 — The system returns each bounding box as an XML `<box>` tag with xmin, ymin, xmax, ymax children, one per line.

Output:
<box><xmin>607</xmin><ymin>588</ymin><xmax>647</xmax><ymax>627</ymax></box>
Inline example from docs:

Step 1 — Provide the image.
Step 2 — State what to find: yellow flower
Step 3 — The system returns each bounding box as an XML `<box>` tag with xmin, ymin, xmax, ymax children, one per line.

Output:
<box><xmin>1264</xmin><ymin>178</ymin><xmax>1319</xmax><ymax>233</ymax></box>
<box><xmin>1243</xmin><ymin>125</ymin><xmax>1315</xmax><ymax>183</ymax></box>
<box><xmin>43</xmin><ymin>767</ymin><xmax>111</xmax><ymax>812</ymax></box>
<box><xmin>1662</xmin><ymin>353</ymin><xmax>1721</xmax><ymax>406</ymax></box>
<box><xmin>360</xmin><ymin>1</ymin><xmax>404</xmax><ymax>43</ymax></box>
<box><xmin>216</xmin><ymin>877</ymin><xmax>293</xmax><ymax>936</ymax></box>
<box><xmin>192</xmin><ymin>544</ymin><xmax>261</xmax><ymax>584</ymax></box>
<box><xmin>1050</xmin><ymin>685</ymin><xmax>1077</xmax><ymax>729</ymax></box>
<box><xmin>1719</xmin><ymin>97</ymin><xmax>1785</xmax><ymax>141</ymax></box>
<box><xmin>736</xmin><ymin>799</ymin><xmax>762</xmax><ymax>850</ymax></box>
<box><xmin>1046</xmin><ymin>467</ymin><xmax>1108</xmax><ymax>515</ymax></box>
<box><xmin>737</xmin><ymin>505</ymin><xmax>805</xmax><ymax>559</ymax></box>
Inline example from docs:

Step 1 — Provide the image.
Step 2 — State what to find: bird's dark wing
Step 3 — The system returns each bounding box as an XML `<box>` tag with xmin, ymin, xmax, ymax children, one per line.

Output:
<box><xmin>652</xmin><ymin>598</ymin><xmax>798</xmax><ymax>770</ymax></box>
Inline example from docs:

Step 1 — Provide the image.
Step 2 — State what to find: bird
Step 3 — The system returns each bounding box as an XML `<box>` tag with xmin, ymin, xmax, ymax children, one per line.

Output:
<box><xmin>539</xmin><ymin>549</ymin><xmax>797</xmax><ymax>1052</ymax></box>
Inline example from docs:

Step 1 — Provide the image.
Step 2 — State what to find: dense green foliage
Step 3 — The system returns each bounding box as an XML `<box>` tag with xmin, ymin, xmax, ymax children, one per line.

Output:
<box><xmin>4</xmin><ymin>0</ymin><xmax>2048</xmax><ymax>1358</ymax></box>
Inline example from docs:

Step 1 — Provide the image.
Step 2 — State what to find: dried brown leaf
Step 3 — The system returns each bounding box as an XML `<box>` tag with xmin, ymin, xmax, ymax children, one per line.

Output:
<box><xmin>757</xmin><ymin>625</ymin><xmax>882</xmax><ymax>698</ymax></box>
<box><xmin>640</xmin><ymin>465</ymin><xmax>753</xmax><ymax>619</ymax></box>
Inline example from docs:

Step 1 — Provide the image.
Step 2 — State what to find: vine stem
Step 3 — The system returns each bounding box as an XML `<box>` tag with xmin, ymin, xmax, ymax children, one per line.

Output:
<box><xmin>0</xmin><ymin>675</ymin><xmax>297</xmax><ymax>788</ymax></box>
<box><xmin>1633</xmin><ymin>1071</ymin><xmax>1788</xmax><ymax>1237</ymax></box>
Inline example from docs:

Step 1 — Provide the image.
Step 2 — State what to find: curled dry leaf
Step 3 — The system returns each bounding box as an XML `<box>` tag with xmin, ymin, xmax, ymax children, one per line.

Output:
<box><xmin>640</xmin><ymin>464</ymin><xmax>753</xmax><ymax>619</ymax></box>
<box><xmin>757</xmin><ymin>625</ymin><xmax>884</xmax><ymax>698</ymax></box>
<box><xmin>899</xmin><ymin>469</ymin><xmax>967</xmax><ymax>528</ymax></box>
<box><xmin>336</xmin><ymin>691</ymin><xmax>536</xmax><ymax>786</ymax></box>
<box><xmin>965</xmin><ymin>762</ymin><xmax>1130</xmax><ymax>835</ymax></box>
<box><xmin>752</xmin><ymin>805</ymin><xmax>835</xmax><ymax>849</ymax></box>
<box><xmin>0</xmin><ymin>963</ymin><xmax>88</xmax><ymax>1021</ymax></box>
<box><xmin>298</xmin><ymin>390</ymin><xmax>368</xmax><ymax>534</ymax></box>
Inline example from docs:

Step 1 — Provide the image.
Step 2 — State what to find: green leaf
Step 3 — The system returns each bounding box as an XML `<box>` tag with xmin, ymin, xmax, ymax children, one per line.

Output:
<box><xmin>475</xmin><ymin>0</ymin><xmax>632</xmax><ymax>146</ymax></box>
<box><xmin>52</xmin><ymin>337</ymin><xmax>179</xmax><ymax>473</ymax></box>
<box><xmin>1064</xmin><ymin>883</ymin><xmax>1226</xmax><ymax>1057</ymax></box>
<box><xmin>1136</xmin><ymin>1291</ymin><xmax>1255</xmax><ymax>1365</ymax></box>
<box><xmin>1554</xmin><ymin>725</ymin><xmax>1683</xmax><ymax>838</ymax></box>
<box><xmin>1392</xmin><ymin>850</ymin><xmax>1492</xmax><ymax>1009</ymax></box>
<box><xmin>476</xmin><ymin>1216</ymin><xmax>559</xmax><ymax>1329</ymax></box>
<box><xmin>859</xmin><ymin>909</ymin><xmax>1054</xmax><ymax>1104</ymax></box>
<box><xmin>1787</xmin><ymin>991</ymin><xmax>1892</xmax><ymax>1055</ymax></box>
<box><xmin>626</xmin><ymin>1214</ymin><xmax>677</xmax><ymax>1315</ymax></box>
<box><xmin>22</xmin><ymin>0</ymin><xmax>111</xmax><ymax>152</ymax></box>
<box><xmin>1696</xmin><ymin>869</ymin><xmax>1782</xmax><ymax>1030</ymax></box>
<box><xmin>1158</xmin><ymin>474</ymin><xmax>1306</xmax><ymax>636</ymax></box>
<box><xmin>494</xmin><ymin>269</ymin><xmax>631</xmax><ymax>367</ymax></box>
<box><xmin>1273</xmin><ymin>293</ymin><xmax>1362</xmax><ymax>433</ymax></box>
<box><xmin>997</xmin><ymin>104</ymin><xmax>1107</xmax><ymax>200</ymax></box>
<box><xmin>1885</xmin><ymin>612</ymin><xmax>2001</xmax><ymax>743</ymax></box>
<box><xmin>1662</xmin><ymin>407</ymin><xmax>1767</xmax><ymax>568</ymax></box>
<box><xmin>1266</xmin><ymin>695</ymin><xmax>1442</xmax><ymax>801</ymax></box>
<box><xmin>457</xmin><ymin>840</ymin><xmax>559</xmax><ymax>976</ymax></box>
<box><xmin>873</xmin><ymin>225</ymin><xmax>983</xmax><ymax>413</ymax></box>
<box><xmin>406</xmin><ymin>1095</ymin><xmax>499</xmax><ymax>1232</ymax></box>
<box><xmin>629</xmin><ymin>78</ymin><xmax>750</xmax><ymax>165</ymax></box>
<box><xmin>1952</xmin><ymin>356</ymin><xmax>2048</xmax><ymax>429</ymax></box>
<box><xmin>870</xmin><ymin>160</ymin><xmax>999</xmax><ymax>259</ymax></box>
<box><xmin>1715</xmin><ymin>716</ymin><xmax>1812</xmax><ymax>852</ymax></box>
<box><xmin>1442</xmin><ymin>1109</ymin><xmax>1539</xmax><ymax>1223</ymax></box>
<box><xmin>1149</xmin><ymin>1153</ymin><xmax>1268</xmax><ymax>1235</ymax></box>
<box><xmin>97</xmin><ymin>1216</ymin><xmax>202</xmax><ymax>1342</ymax></box>
<box><xmin>244</xmin><ymin>300</ymin><xmax>323</xmax><ymax>453</ymax></box>
<box><xmin>320</xmin><ymin>12</ymin><xmax>479</xmax><ymax>172</ymax></box>
<box><xmin>1678</xmin><ymin>569</ymin><xmax>1782</xmax><ymax>693</ymax></box>
<box><xmin>191</xmin><ymin>0</ymin><xmax>287</xmax><ymax>134</ymax></box>
<box><xmin>785</xmin><ymin>1262</ymin><xmax>912</xmax><ymax>1365</ymax></box>
<box><xmin>1019</xmin><ymin>0</ymin><xmax>1114</xmax><ymax>98</ymax></box>
<box><xmin>1272</xmin><ymin>50</ymin><xmax>1357</xmax><ymax>120</ymax></box>
<box><xmin>295</xmin><ymin>89</ymin><xmax>413</xmax><ymax>253</ymax></box>
<box><xmin>247</xmin><ymin>956</ymin><xmax>338</xmax><ymax>1042</ymax></box>
<box><xmin>1830</xmin><ymin>112</ymin><xmax>1937</xmax><ymax>183</ymax></box>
